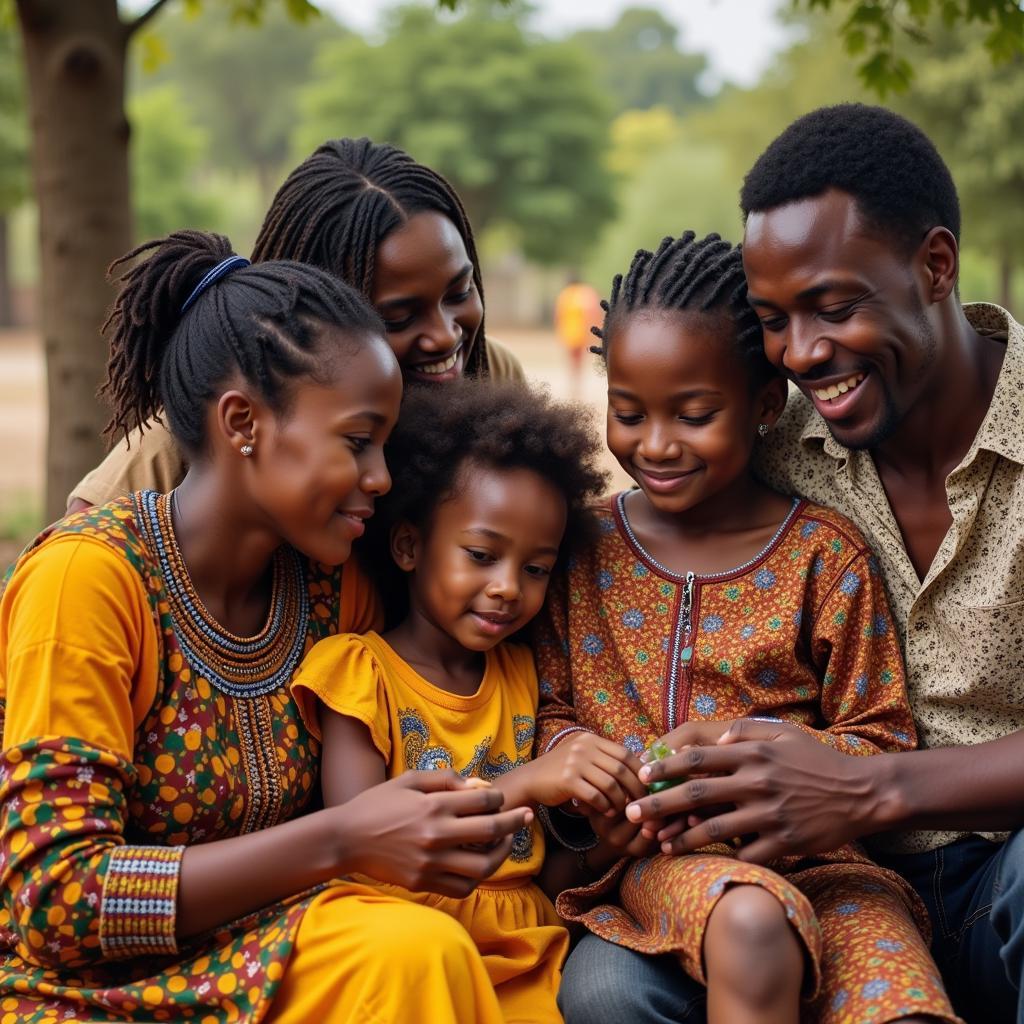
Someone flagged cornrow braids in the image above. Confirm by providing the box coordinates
[99,229,385,456]
[592,231,776,391]
[252,137,490,377]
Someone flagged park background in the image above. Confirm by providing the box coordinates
[1,0,1022,567]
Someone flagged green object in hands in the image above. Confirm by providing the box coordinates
[645,739,684,794]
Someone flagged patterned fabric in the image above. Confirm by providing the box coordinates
[536,495,916,758]
[290,632,568,1020]
[756,303,1024,853]
[0,498,378,1022]
[533,494,958,1021]
[557,852,958,1023]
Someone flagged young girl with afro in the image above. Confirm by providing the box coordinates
[291,380,648,1023]
[537,233,961,1024]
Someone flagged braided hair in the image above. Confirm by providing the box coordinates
[252,138,489,377]
[592,231,776,390]
[99,230,385,456]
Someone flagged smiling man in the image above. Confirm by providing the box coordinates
[590,105,1024,1024]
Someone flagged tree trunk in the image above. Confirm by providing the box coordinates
[0,214,12,327]
[16,0,132,521]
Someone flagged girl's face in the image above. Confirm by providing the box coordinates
[248,331,403,566]
[370,212,484,386]
[393,464,567,653]
[606,311,784,518]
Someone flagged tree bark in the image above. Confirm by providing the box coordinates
[0,214,12,327]
[16,0,132,521]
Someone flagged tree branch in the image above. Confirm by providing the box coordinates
[125,0,173,39]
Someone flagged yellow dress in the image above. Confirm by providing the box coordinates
[0,498,506,1024]
[293,632,569,1024]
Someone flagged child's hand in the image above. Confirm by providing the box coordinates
[586,807,661,862]
[526,732,647,815]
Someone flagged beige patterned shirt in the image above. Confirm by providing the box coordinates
[756,304,1023,853]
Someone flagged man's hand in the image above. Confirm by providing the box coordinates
[627,719,880,862]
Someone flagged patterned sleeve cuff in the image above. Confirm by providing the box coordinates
[542,725,594,754]
[99,844,184,958]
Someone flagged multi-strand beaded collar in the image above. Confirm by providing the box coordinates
[133,489,309,699]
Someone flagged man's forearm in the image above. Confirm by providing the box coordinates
[864,729,1024,835]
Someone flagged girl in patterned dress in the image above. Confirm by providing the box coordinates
[536,233,960,1024]
[0,230,537,1023]
[292,379,650,1023]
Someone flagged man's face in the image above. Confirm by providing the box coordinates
[743,189,938,451]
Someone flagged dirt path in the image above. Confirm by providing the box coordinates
[0,326,628,567]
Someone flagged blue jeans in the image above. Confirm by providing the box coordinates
[877,831,1024,1024]
[559,933,706,1024]
[558,833,1024,1024]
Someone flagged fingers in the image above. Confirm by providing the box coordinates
[716,717,789,745]
[401,768,479,794]
[657,807,760,854]
[425,784,508,816]
[414,836,518,897]
[638,741,761,787]
[440,807,533,846]
[627,771,742,822]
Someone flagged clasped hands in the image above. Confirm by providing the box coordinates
[533,717,870,866]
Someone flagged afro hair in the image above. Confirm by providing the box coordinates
[740,104,960,253]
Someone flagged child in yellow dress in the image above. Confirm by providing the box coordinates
[292,380,647,1024]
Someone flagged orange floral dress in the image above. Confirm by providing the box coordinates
[535,492,959,1024]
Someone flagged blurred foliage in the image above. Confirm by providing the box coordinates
[295,0,616,265]
[606,107,681,179]
[134,4,347,196]
[795,0,1024,95]
[569,8,709,115]
[0,21,26,214]
[130,85,223,240]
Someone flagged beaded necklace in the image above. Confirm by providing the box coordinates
[134,489,309,699]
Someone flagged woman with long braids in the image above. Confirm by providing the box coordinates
[0,230,531,1022]
[68,138,523,511]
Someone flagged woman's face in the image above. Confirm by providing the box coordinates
[370,212,484,385]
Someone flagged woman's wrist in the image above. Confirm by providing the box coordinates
[851,751,910,836]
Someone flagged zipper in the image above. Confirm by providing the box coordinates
[665,571,696,730]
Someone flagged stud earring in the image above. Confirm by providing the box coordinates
[757,423,769,438]
[240,444,254,457]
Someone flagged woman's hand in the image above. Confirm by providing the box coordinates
[515,733,647,816]
[338,770,533,898]
[585,807,660,868]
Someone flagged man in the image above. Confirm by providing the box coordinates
[559,105,1024,1024]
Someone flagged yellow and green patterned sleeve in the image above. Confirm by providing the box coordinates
[0,535,181,968]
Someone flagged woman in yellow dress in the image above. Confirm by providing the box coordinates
[0,230,532,1023]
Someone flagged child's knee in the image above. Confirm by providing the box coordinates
[704,885,803,998]
[708,885,797,953]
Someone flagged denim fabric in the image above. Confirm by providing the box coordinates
[558,933,707,1024]
[879,831,1024,1024]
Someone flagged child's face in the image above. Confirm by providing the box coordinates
[395,464,567,651]
[606,311,781,517]
[248,332,402,566]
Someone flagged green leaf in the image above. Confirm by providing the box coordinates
[138,29,170,73]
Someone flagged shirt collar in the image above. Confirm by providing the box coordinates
[799,303,1024,466]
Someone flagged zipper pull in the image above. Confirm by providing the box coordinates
[680,571,695,665]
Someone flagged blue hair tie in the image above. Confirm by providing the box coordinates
[180,255,251,314]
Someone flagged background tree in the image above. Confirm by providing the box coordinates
[0,21,28,327]
[136,3,346,199]
[130,84,222,239]
[570,8,708,116]
[296,1,616,265]
[795,0,1024,94]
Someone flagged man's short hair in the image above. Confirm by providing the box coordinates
[740,103,960,253]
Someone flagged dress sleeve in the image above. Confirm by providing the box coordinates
[532,573,599,852]
[66,421,186,509]
[807,546,917,756]
[0,536,180,969]
[338,553,384,635]
[290,634,391,760]
[534,571,592,754]
[482,337,525,383]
